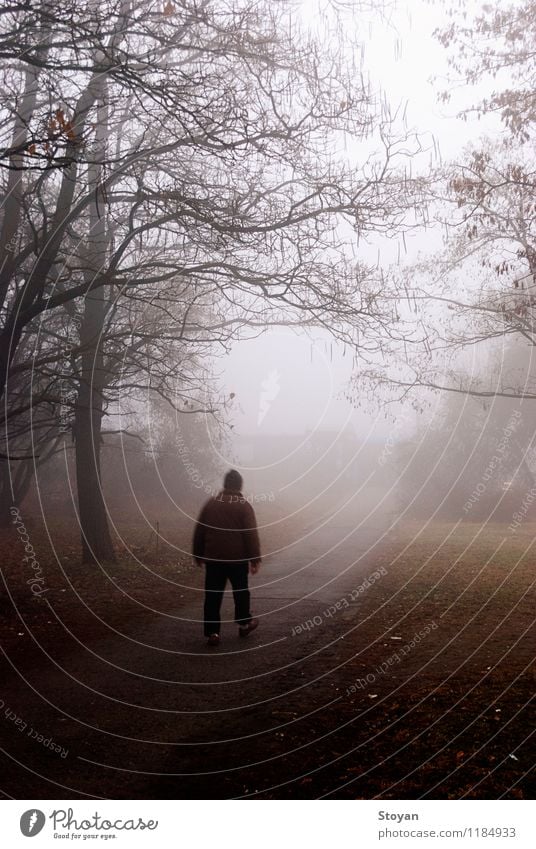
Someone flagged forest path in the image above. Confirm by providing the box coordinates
[0,488,405,799]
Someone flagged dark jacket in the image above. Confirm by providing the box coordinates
[192,489,261,563]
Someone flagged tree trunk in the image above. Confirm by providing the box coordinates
[74,339,116,564]
[74,244,116,563]
[0,464,14,527]
[0,456,37,528]
[73,87,115,565]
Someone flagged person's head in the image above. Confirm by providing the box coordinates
[223,469,243,492]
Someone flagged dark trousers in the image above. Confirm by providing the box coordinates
[204,561,251,636]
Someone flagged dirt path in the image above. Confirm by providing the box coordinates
[0,492,534,799]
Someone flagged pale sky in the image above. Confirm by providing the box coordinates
[222,328,364,436]
[222,0,501,440]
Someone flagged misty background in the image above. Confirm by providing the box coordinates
[3,0,536,554]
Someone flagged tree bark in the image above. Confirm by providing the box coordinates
[74,280,116,563]
[73,87,116,565]
[74,329,116,564]
[0,464,14,527]
[0,456,36,527]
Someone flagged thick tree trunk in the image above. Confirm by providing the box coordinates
[74,260,115,563]
[0,465,14,528]
[74,279,115,563]
[73,88,115,565]
[74,356,116,564]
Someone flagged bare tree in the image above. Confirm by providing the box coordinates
[435,0,536,140]
[1,0,421,561]
[352,0,536,412]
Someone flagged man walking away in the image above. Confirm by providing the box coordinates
[193,470,262,646]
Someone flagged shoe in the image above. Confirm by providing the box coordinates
[238,618,259,638]
[207,633,220,646]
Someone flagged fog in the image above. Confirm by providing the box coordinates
[3,0,536,806]
[214,0,507,487]
[9,0,533,536]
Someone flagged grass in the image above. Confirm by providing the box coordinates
[0,514,534,798]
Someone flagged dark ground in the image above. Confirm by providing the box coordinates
[0,491,534,799]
